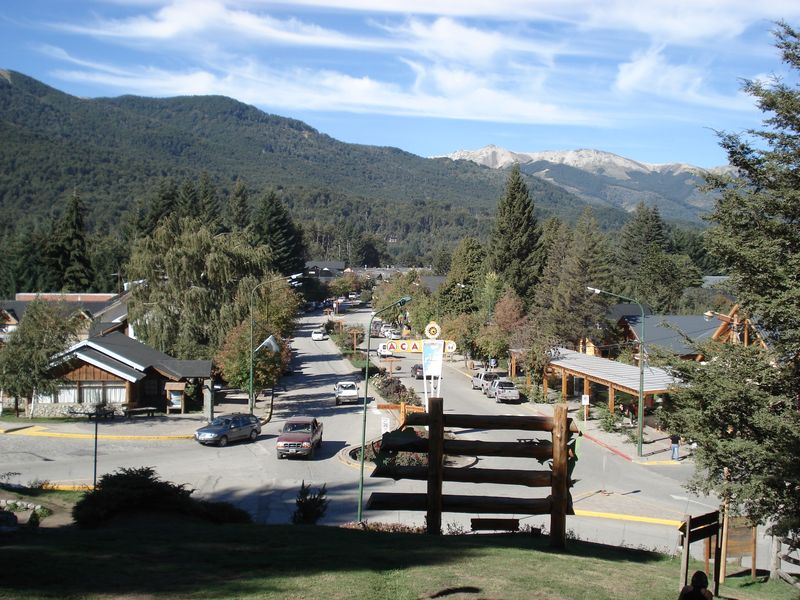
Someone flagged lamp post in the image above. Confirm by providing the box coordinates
[249,273,302,414]
[357,294,412,523]
[587,286,646,457]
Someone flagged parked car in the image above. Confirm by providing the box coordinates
[492,380,521,403]
[276,416,323,459]
[380,323,394,336]
[387,329,402,340]
[410,364,437,379]
[471,371,499,393]
[311,329,326,341]
[194,413,261,447]
[377,343,392,358]
[333,381,360,405]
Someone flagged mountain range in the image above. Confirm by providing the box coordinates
[442,145,729,222]
[0,70,719,237]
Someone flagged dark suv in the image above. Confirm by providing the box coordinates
[194,413,261,447]
[411,364,424,379]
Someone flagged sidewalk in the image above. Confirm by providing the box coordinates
[0,392,273,441]
[444,356,689,465]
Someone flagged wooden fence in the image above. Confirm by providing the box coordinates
[367,397,577,548]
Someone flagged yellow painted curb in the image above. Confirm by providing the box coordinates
[635,460,681,466]
[7,426,192,441]
[574,509,682,527]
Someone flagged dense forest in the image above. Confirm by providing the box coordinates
[0,69,719,298]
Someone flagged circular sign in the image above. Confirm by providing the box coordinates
[445,340,457,353]
[424,321,441,339]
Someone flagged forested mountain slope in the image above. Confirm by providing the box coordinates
[0,70,622,233]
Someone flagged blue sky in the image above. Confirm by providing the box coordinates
[3,1,798,168]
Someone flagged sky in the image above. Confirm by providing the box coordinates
[3,1,799,168]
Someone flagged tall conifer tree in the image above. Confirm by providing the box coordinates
[487,165,541,304]
[252,191,306,275]
[59,191,94,292]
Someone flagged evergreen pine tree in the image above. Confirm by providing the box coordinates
[615,202,671,295]
[142,178,178,236]
[226,179,251,232]
[437,237,485,316]
[197,171,221,227]
[487,165,541,304]
[176,179,198,219]
[60,191,95,292]
[252,191,306,275]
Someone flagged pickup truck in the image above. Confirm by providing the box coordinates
[471,371,499,394]
[490,380,521,403]
[276,415,323,459]
[333,381,360,405]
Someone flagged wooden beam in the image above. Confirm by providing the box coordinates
[427,397,444,535]
[561,369,568,402]
[442,413,579,433]
[471,518,519,532]
[444,439,553,459]
[372,464,553,487]
[368,492,552,515]
[550,403,567,549]
[608,386,615,412]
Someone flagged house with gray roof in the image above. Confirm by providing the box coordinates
[620,314,721,360]
[33,332,212,417]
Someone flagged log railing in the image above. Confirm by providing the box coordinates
[367,397,577,548]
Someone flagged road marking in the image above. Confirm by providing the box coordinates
[573,509,682,527]
[670,495,718,509]
[7,426,192,441]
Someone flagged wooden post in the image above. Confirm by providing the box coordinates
[561,370,568,402]
[751,525,757,579]
[680,514,692,591]
[550,403,568,549]
[542,373,548,397]
[608,386,616,412]
[713,531,722,597]
[400,401,406,425]
[720,503,730,583]
[427,397,444,535]
[583,378,591,421]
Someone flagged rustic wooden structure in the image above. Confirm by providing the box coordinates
[376,401,425,424]
[678,510,721,596]
[720,516,758,581]
[367,397,577,548]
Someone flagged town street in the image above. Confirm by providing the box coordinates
[0,306,760,563]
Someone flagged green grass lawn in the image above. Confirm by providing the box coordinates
[1,518,796,600]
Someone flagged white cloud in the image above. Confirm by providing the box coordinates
[615,45,752,110]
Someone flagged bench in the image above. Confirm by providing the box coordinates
[122,406,157,418]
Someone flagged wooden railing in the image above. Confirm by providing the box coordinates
[367,397,577,548]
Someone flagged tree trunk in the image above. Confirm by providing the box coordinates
[770,534,782,580]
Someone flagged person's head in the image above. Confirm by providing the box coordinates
[690,571,708,590]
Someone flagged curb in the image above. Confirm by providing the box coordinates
[581,432,634,462]
[0,424,36,434]
[4,426,193,441]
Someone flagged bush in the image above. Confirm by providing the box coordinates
[595,405,621,433]
[72,467,252,528]
[291,481,328,524]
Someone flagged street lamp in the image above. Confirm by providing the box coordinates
[357,294,412,523]
[587,286,646,457]
[249,273,303,414]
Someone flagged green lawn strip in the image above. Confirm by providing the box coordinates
[0,520,794,600]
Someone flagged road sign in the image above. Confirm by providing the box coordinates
[384,339,456,353]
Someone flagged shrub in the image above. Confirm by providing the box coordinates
[291,481,328,524]
[341,521,424,534]
[72,466,251,528]
[595,405,621,433]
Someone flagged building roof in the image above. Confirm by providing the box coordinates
[420,275,446,294]
[61,332,212,381]
[305,260,345,272]
[606,303,653,322]
[622,315,720,356]
[549,348,677,395]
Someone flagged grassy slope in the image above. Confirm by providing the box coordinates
[0,518,796,600]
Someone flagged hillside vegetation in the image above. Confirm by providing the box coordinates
[0,70,619,235]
